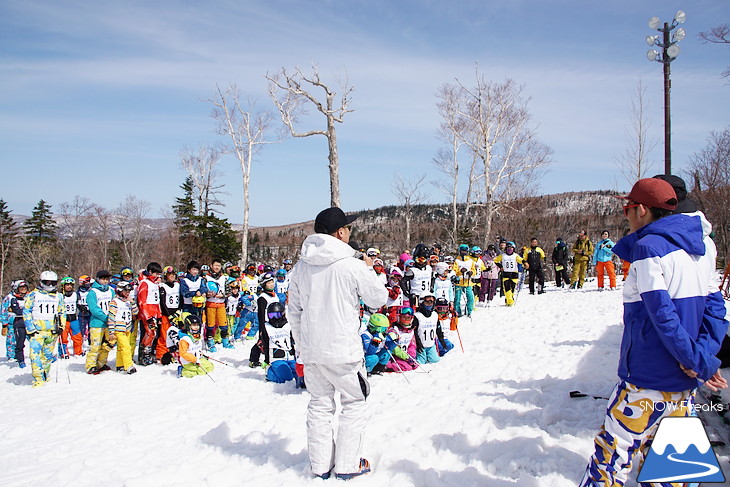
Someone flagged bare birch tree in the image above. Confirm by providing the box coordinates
[437,73,552,241]
[113,195,152,272]
[614,80,658,187]
[266,65,354,207]
[180,145,226,218]
[208,84,279,265]
[57,196,96,277]
[699,23,730,81]
[392,173,428,250]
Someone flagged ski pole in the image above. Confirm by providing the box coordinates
[455,326,465,353]
[201,364,215,382]
[386,350,411,385]
[202,354,238,369]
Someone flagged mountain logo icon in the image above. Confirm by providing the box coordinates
[638,416,725,483]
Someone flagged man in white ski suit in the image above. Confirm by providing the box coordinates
[288,207,388,478]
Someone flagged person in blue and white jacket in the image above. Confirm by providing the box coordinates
[580,178,729,487]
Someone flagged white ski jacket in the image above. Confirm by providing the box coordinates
[288,233,388,364]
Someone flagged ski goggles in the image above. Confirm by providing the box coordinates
[267,311,284,320]
[421,298,435,305]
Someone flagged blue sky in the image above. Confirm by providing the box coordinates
[1,1,728,226]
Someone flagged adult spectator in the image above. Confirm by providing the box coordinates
[570,230,594,289]
[592,230,616,291]
[523,238,546,294]
[580,178,728,485]
[551,238,571,288]
[288,207,388,480]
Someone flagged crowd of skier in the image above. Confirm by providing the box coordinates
[0,231,621,388]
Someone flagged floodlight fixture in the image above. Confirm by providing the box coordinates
[667,44,680,58]
[673,28,686,42]
[646,35,659,46]
[647,50,659,61]
[649,16,661,30]
[674,11,686,25]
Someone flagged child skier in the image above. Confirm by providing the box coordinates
[205,259,231,350]
[226,280,242,343]
[481,245,500,304]
[432,262,455,307]
[85,270,114,374]
[107,281,139,374]
[177,314,214,378]
[2,280,28,365]
[413,292,445,364]
[262,302,297,383]
[385,307,419,372]
[76,274,92,352]
[453,244,477,317]
[434,297,457,355]
[158,266,181,361]
[180,261,204,317]
[361,313,411,375]
[249,272,279,368]
[274,269,289,302]
[494,241,524,307]
[58,276,82,358]
[385,266,404,323]
[137,262,162,366]
[23,271,66,387]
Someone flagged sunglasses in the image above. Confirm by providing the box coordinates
[623,204,640,216]
[344,224,352,231]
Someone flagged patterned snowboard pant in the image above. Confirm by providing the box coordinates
[579,380,693,487]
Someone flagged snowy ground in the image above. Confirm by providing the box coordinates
[1,278,728,487]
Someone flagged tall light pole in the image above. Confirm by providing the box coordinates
[646,10,686,176]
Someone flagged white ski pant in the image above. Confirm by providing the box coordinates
[305,361,370,476]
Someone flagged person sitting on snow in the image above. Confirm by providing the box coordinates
[413,292,446,364]
[361,313,411,376]
[177,314,214,378]
[385,307,419,372]
[262,301,297,384]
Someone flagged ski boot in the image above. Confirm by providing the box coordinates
[222,337,234,349]
[295,376,306,389]
[249,361,261,368]
[207,338,217,353]
[177,365,183,378]
[18,362,26,369]
[126,367,137,375]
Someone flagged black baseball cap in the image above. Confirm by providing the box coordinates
[314,207,358,234]
[653,174,698,214]
[96,270,112,279]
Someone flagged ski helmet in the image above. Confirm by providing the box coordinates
[257,264,265,273]
[246,263,256,273]
[116,281,133,296]
[223,261,233,270]
[60,276,75,286]
[434,262,449,276]
[404,259,415,268]
[229,279,240,289]
[79,275,91,286]
[205,281,220,294]
[11,280,28,294]
[419,291,436,312]
[443,255,455,264]
[388,266,403,278]
[276,269,287,278]
[372,258,384,269]
[200,264,210,272]
[266,301,287,328]
[435,298,450,315]
[120,267,134,278]
[259,272,276,287]
[471,246,482,256]
[366,248,380,257]
[367,313,390,334]
[282,258,293,266]
[39,270,58,292]
[458,244,469,253]
[398,306,415,328]
[163,266,176,275]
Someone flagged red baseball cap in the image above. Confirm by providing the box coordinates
[615,178,678,211]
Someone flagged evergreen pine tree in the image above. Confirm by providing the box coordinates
[173,176,197,237]
[198,212,240,263]
[23,199,57,243]
[0,199,20,291]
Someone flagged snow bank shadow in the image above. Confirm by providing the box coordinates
[201,422,308,473]
[390,457,542,486]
